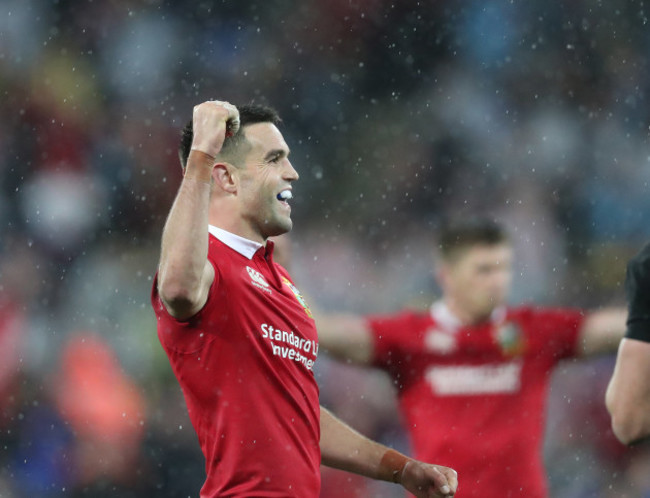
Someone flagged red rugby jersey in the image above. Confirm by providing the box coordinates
[367,302,584,498]
[151,226,320,498]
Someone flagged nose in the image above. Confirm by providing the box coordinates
[284,160,299,181]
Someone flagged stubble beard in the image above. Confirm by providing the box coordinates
[260,208,293,238]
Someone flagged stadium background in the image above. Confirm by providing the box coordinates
[2,0,650,496]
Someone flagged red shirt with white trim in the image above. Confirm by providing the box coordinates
[151,226,320,498]
[367,302,585,498]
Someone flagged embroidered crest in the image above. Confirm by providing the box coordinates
[495,322,526,357]
[281,276,313,318]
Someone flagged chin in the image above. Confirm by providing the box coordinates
[478,303,499,318]
[279,216,293,233]
[266,220,293,238]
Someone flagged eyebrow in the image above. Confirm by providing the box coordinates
[264,148,290,161]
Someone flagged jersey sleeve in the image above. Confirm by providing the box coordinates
[365,311,421,370]
[150,258,222,354]
[526,307,585,361]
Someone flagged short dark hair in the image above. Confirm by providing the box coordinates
[438,218,510,261]
[178,103,282,169]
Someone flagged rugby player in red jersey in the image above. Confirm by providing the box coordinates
[316,218,627,498]
[151,100,458,498]
[607,243,650,445]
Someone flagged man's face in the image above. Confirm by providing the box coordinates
[236,122,298,240]
[441,243,513,321]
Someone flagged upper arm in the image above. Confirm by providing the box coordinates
[315,312,374,365]
[577,307,627,357]
[159,260,216,320]
[606,338,650,444]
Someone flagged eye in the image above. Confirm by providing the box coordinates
[270,155,281,163]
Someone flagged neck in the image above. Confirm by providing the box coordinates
[208,201,266,245]
[443,298,491,326]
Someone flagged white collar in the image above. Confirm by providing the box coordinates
[208,225,263,260]
[430,300,506,331]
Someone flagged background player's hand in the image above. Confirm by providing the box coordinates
[191,100,240,159]
[400,460,458,497]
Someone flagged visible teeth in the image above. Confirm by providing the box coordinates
[277,190,293,201]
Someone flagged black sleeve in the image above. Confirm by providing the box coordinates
[625,243,650,343]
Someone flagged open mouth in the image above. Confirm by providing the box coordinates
[276,189,293,205]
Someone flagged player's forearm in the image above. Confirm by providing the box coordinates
[158,151,213,306]
[319,406,405,481]
[319,406,457,496]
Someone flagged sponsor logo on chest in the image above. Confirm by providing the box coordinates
[260,323,318,371]
[425,361,523,395]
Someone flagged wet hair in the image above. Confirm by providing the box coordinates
[178,103,282,169]
[438,218,510,262]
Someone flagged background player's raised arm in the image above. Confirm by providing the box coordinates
[576,308,628,356]
[315,312,374,365]
[606,243,650,445]
[315,253,628,366]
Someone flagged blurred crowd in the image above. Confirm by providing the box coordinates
[2,0,650,496]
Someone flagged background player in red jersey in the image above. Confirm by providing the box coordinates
[151,100,458,498]
[315,218,627,498]
[607,243,650,445]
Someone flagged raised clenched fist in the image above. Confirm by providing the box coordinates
[190,100,240,159]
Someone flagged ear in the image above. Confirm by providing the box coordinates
[212,162,238,194]
[436,262,450,289]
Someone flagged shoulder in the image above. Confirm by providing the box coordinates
[208,234,228,258]
[274,263,293,282]
[506,304,583,322]
[505,305,535,322]
[506,305,585,353]
[206,235,241,280]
